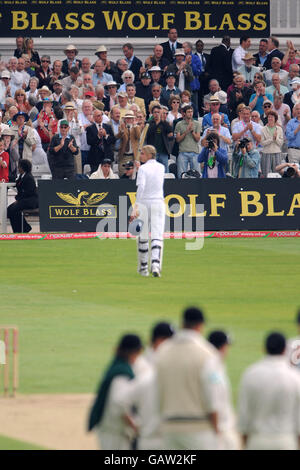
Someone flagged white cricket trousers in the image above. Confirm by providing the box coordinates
[137,199,165,273]
[246,433,298,450]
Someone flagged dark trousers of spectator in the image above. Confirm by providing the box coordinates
[81,150,89,172]
[51,166,76,179]
[7,198,38,233]
[42,142,50,153]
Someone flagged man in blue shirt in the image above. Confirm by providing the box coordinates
[249,81,273,116]
[202,96,230,130]
[92,60,113,87]
[285,103,300,163]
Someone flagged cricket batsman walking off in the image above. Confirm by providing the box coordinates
[130,145,165,278]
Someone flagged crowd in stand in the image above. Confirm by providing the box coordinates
[88,307,300,451]
[1,31,300,183]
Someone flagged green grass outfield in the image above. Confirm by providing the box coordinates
[0,238,299,400]
[0,434,47,450]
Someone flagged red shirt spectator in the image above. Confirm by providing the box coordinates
[0,140,9,182]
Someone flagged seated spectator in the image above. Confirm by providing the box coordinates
[0,71,11,109]
[264,58,288,87]
[202,95,230,130]
[7,159,38,233]
[136,110,146,129]
[264,36,284,70]
[47,119,79,179]
[94,85,109,113]
[261,100,278,126]
[238,53,260,85]
[90,158,118,179]
[36,85,52,109]
[92,60,113,87]
[23,37,40,70]
[10,58,28,97]
[201,113,232,152]
[198,132,228,178]
[175,105,201,178]
[6,105,18,126]
[282,41,300,72]
[232,138,260,178]
[62,45,81,75]
[120,160,136,179]
[253,72,265,88]
[275,161,300,177]
[114,58,129,84]
[260,110,283,176]
[266,74,289,98]
[149,44,170,70]
[22,54,36,78]
[180,90,198,118]
[26,76,39,100]
[122,43,142,81]
[117,110,141,176]
[284,77,300,113]
[50,79,63,103]
[86,109,115,172]
[166,94,182,125]
[126,83,146,116]
[80,73,94,97]
[118,70,135,93]
[0,136,9,182]
[94,46,118,78]
[145,105,173,172]
[70,85,83,113]
[61,66,80,91]
[148,66,165,87]
[14,89,30,113]
[81,57,92,75]
[35,55,51,88]
[232,106,262,147]
[285,103,300,164]
[49,60,65,91]
[228,74,252,121]
[0,110,9,134]
[249,81,273,116]
[161,72,181,107]
[287,64,300,91]
[148,83,163,111]
[105,81,119,111]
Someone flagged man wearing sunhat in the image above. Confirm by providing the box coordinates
[202,95,230,130]
[94,45,118,77]
[11,111,36,161]
[148,66,165,87]
[116,91,130,119]
[166,48,194,92]
[105,81,119,111]
[118,110,141,176]
[48,119,78,179]
[62,45,81,75]
[237,53,260,85]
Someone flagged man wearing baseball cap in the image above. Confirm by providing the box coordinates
[135,72,152,105]
[120,160,135,179]
[160,72,181,107]
[48,119,79,179]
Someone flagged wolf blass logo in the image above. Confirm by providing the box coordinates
[50,191,117,219]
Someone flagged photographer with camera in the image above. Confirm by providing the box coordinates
[232,137,260,178]
[232,106,262,147]
[275,162,300,178]
[198,132,228,178]
[201,113,232,153]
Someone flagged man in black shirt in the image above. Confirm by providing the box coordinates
[145,105,173,172]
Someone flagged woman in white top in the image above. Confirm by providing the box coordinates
[167,94,182,125]
[26,77,39,100]
[260,110,284,177]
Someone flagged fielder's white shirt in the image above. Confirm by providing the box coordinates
[238,356,300,436]
[136,159,164,202]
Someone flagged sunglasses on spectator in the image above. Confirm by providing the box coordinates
[263,104,271,108]
[108,86,116,88]
[42,60,50,63]
[172,100,180,103]
[60,125,69,128]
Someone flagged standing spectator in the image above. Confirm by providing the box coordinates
[282,42,300,72]
[35,55,51,89]
[0,71,11,108]
[284,77,300,113]
[208,331,240,450]
[148,83,163,111]
[63,102,83,174]
[175,105,201,178]
[105,81,119,111]
[251,110,263,127]
[232,106,262,147]
[116,91,130,119]
[108,106,122,160]
[160,28,182,63]
[249,81,273,116]
[273,94,291,141]
[14,36,24,59]
[117,110,141,176]
[182,41,202,109]
[198,132,228,178]
[10,111,36,161]
[253,39,269,67]
[88,334,143,450]
[12,58,30,94]
[48,60,65,91]
[232,36,251,72]
[61,66,80,91]
[78,99,94,170]
[135,72,152,105]
[62,45,81,75]
[50,80,63,104]
[228,74,252,121]
[1,128,18,181]
[14,89,30,114]
[232,138,260,178]
[180,90,198,118]
[160,72,181,107]
[0,136,9,182]
[166,49,194,93]
[92,60,113,87]
[122,43,142,81]
[166,94,182,126]
[195,39,210,94]
[146,105,173,172]
[203,79,222,111]
[263,36,284,70]
[260,110,283,176]
[150,44,170,70]
[155,307,219,450]
[201,114,232,153]
[7,159,38,233]
[238,54,260,85]
[94,46,118,78]
[203,95,230,130]
[285,103,300,163]
[126,83,146,116]
[35,98,55,152]
[0,110,9,134]
[86,109,115,172]
[264,58,289,87]
[209,36,233,91]
[231,102,246,132]
[238,333,300,450]
[23,37,40,70]
[47,119,78,179]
